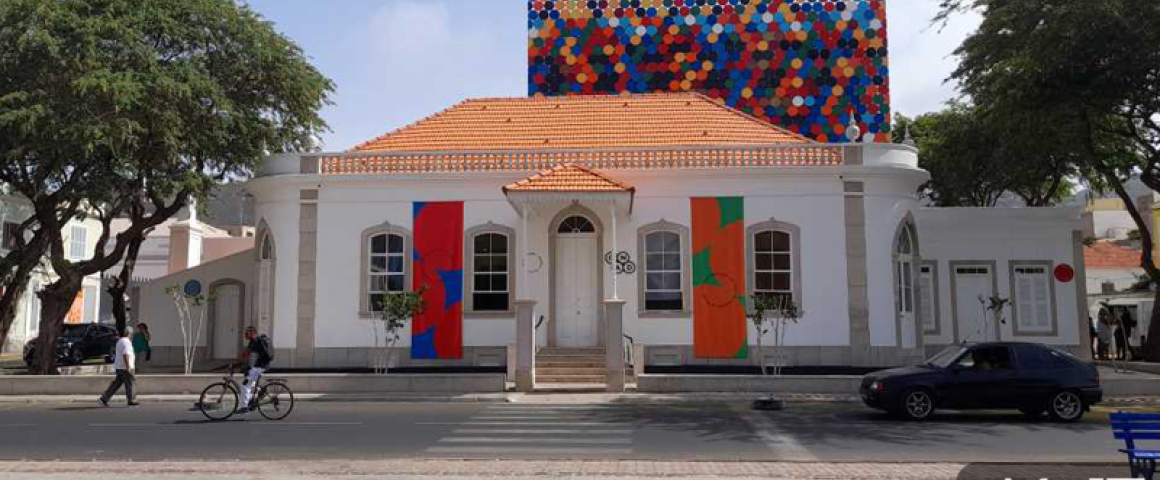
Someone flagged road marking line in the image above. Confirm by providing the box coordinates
[472,416,575,420]
[452,429,632,435]
[452,421,618,426]
[737,409,817,461]
[88,422,362,427]
[426,446,632,454]
[439,436,632,444]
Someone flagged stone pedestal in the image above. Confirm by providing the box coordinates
[604,299,626,392]
[515,300,537,393]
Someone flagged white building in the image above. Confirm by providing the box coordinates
[135,94,1092,380]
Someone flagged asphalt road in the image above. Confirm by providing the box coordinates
[0,400,1136,462]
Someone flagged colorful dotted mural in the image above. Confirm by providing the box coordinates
[528,0,891,143]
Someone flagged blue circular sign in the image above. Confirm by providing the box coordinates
[183,280,202,297]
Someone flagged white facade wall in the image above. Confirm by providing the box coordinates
[917,208,1084,352]
[1086,266,1144,294]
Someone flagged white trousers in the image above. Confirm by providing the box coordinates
[240,366,264,408]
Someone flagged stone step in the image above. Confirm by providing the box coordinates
[537,366,605,376]
[535,355,606,363]
[536,374,607,384]
[535,361,603,368]
[538,348,606,356]
[533,383,608,393]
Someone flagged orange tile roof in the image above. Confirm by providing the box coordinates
[1085,241,1143,269]
[503,164,633,193]
[352,92,814,152]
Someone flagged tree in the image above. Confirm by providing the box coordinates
[748,294,802,376]
[894,103,1074,207]
[939,0,1160,359]
[369,289,425,374]
[0,0,333,373]
[166,284,210,375]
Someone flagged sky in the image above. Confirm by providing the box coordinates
[245,0,982,152]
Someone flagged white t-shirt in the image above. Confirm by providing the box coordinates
[114,337,135,371]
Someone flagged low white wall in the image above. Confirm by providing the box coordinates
[137,250,255,348]
[637,374,863,393]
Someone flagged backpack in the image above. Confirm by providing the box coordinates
[253,334,274,366]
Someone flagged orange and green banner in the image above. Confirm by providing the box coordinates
[691,197,748,359]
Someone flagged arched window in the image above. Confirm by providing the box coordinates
[260,234,273,260]
[359,223,412,315]
[894,225,915,316]
[558,215,596,234]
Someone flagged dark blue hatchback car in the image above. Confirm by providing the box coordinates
[860,342,1102,422]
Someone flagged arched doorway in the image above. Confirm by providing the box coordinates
[893,221,920,349]
[550,207,604,347]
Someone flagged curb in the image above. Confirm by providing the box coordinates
[0,394,514,404]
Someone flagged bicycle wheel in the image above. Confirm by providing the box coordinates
[257,382,294,421]
[198,382,239,421]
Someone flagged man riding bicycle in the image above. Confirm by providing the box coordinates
[236,326,273,414]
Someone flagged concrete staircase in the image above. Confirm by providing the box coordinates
[536,347,607,385]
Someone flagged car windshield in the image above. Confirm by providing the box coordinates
[925,346,966,368]
[59,326,89,338]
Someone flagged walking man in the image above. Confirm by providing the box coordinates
[100,327,138,407]
[237,326,273,414]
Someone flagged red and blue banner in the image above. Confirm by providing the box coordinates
[411,201,464,360]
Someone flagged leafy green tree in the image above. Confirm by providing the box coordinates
[894,103,1073,207]
[940,0,1160,359]
[0,0,333,372]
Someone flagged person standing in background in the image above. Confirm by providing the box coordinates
[132,323,152,363]
[1097,310,1113,360]
[100,327,138,407]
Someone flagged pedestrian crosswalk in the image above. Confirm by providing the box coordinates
[425,404,635,456]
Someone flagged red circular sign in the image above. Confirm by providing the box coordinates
[1054,264,1075,283]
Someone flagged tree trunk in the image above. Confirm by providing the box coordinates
[0,233,50,350]
[108,233,146,332]
[32,275,84,374]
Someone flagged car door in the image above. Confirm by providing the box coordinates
[88,326,116,358]
[1011,344,1061,404]
[940,345,1017,409]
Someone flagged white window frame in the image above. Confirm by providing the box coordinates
[637,220,691,316]
[1009,261,1058,336]
[746,219,802,308]
[69,225,87,260]
[359,222,412,317]
[919,261,940,335]
[465,222,516,315]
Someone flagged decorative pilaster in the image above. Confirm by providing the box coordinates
[604,299,626,392]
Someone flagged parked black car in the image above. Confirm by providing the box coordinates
[860,342,1102,422]
[23,323,119,368]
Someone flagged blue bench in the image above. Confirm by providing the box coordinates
[1111,412,1160,480]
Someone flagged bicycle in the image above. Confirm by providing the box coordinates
[197,364,294,421]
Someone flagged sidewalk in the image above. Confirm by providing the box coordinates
[0,460,1136,479]
[1,391,1158,405]
[0,460,969,479]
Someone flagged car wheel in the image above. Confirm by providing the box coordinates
[1018,406,1044,419]
[69,348,84,366]
[1047,391,1084,423]
[899,389,936,421]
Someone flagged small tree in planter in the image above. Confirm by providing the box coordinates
[973,294,1010,342]
[749,294,804,411]
[369,288,425,374]
[166,285,212,375]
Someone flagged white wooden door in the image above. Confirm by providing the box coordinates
[953,265,994,342]
[213,284,242,359]
[555,235,598,347]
